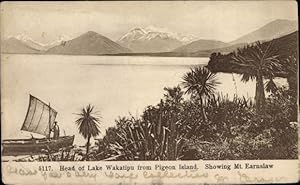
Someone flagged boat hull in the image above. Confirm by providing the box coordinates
[2,135,75,156]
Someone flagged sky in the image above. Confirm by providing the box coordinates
[1,1,298,44]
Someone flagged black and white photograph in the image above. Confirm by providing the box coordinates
[1,0,298,165]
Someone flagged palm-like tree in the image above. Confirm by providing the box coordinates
[231,41,282,111]
[75,104,101,160]
[182,66,219,120]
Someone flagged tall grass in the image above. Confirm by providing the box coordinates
[96,87,297,160]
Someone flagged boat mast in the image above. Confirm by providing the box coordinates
[48,102,51,140]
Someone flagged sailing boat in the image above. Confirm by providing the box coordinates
[2,95,75,156]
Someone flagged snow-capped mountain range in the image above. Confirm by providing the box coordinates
[3,26,197,53]
[119,26,198,43]
[2,20,297,55]
[6,34,72,51]
[117,26,198,53]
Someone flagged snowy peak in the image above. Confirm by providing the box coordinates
[13,34,46,51]
[119,28,147,42]
[131,27,147,34]
[118,26,198,52]
[5,34,72,51]
[143,26,198,42]
[119,26,198,43]
[143,31,170,40]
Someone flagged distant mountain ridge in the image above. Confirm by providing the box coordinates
[117,27,198,53]
[46,31,131,55]
[15,34,46,51]
[119,27,198,43]
[1,19,297,56]
[170,19,298,56]
[172,39,229,53]
[7,34,71,51]
[1,37,41,54]
[229,19,297,44]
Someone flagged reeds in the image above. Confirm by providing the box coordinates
[101,116,183,160]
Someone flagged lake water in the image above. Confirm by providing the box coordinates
[1,54,287,146]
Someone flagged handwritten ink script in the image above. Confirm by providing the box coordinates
[2,161,295,184]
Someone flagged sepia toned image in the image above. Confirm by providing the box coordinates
[0,1,298,184]
[1,0,298,161]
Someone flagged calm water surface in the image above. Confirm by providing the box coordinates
[1,54,287,145]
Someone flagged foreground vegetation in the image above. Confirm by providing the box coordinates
[14,80,297,162]
[93,85,297,160]
[24,33,297,162]
[32,82,296,162]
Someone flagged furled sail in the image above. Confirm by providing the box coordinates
[21,95,57,137]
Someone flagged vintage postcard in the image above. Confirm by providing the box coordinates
[1,1,298,184]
